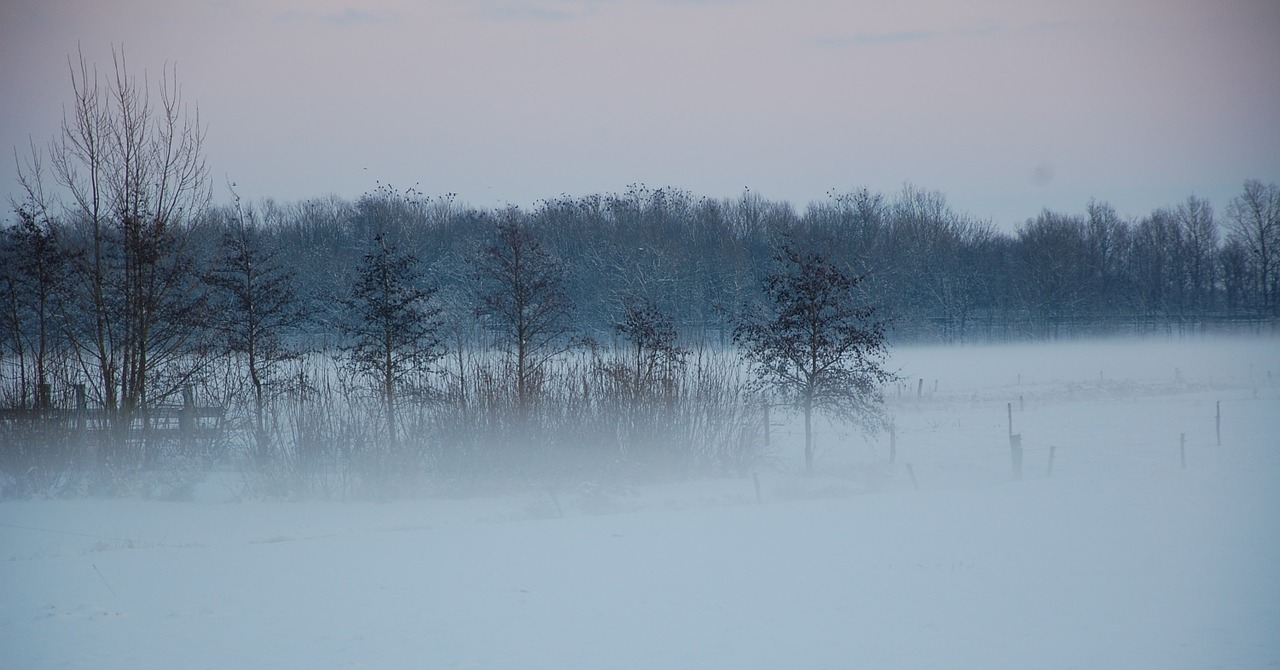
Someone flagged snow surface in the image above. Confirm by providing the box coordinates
[2,335,1278,669]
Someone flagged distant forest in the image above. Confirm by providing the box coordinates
[201,180,1278,344]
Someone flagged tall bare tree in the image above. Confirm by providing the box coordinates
[1016,211,1091,335]
[1083,200,1131,321]
[1226,180,1280,317]
[28,47,212,431]
[1175,195,1218,316]
[3,150,71,411]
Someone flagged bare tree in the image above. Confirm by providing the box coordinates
[1130,208,1188,325]
[735,243,892,473]
[1175,195,1218,317]
[339,231,443,450]
[3,154,71,410]
[1225,180,1280,317]
[27,47,212,432]
[1082,200,1131,322]
[1219,238,1251,316]
[473,208,574,418]
[1016,211,1091,335]
[615,295,687,397]
[205,192,304,462]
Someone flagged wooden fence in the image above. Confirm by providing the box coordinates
[0,385,225,441]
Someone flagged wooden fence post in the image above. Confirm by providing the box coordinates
[180,386,195,436]
[75,384,87,432]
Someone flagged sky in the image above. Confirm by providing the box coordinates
[1,0,1277,231]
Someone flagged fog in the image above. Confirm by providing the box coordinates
[2,335,1277,668]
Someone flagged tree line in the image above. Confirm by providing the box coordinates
[179,178,1274,344]
[1,50,1277,497]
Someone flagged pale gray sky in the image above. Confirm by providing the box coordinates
[2,0,1278,230]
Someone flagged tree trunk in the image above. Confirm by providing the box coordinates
[803,400,814,473]
[249,346,267,464]
[384,335,396,450]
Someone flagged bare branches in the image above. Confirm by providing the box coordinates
[734,242,892,472]
[17,47,214,424]
[339,225,444,449]
[1226,180,1280,317]
[473,209,575,416]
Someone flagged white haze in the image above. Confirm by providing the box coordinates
[1,334,1277,668]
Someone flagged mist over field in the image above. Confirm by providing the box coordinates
[2,13,1278,666]
[3,42,1277,501]
[2,335,1278,668]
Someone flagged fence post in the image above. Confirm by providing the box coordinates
[1007,402,1013,437]
[889,423,897,464]
[75,384,87,433]
[1010,433,1023,480]
[180,386,195,436]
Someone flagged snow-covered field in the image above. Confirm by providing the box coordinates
[3,335,1278,669]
